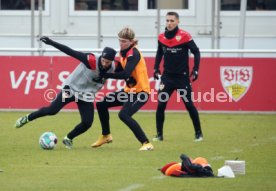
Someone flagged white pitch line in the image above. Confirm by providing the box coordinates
[249,143,259,147]
[118,184,144,191]
[210,156,225,161]
[151,175,167,179]
[229,148,243,153]
[9,164,99,169]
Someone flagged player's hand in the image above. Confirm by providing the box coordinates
[99,70,106,78]
[153,69,161,80]
[93,76,103,83]
[40,36,53,45]
[126,77,137,88]
[190,69,198,82]
[93,70,106,83]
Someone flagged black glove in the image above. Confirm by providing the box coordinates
[93,70,106,83]
[93,76,104,83]
[153,69,161,80]
[40,36,53,45]
[190,68,198,82]
[126,77,137,88]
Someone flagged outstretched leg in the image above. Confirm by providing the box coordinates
[15,92,73,128]
[118,92,154,151]
[119,92,149,144]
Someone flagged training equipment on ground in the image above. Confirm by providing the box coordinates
[217,165,235,178]
[39,132,58,150]
[160,154,214,177]
[225,160,245,175]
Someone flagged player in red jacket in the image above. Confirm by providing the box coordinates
[153,12,203,142]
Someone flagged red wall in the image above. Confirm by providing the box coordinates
[1,56,275,112]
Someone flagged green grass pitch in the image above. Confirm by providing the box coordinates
[0,111,275,191]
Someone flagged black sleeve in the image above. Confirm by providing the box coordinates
[103,48,140,79]
[114,61,124,72]
[154,41,163,70]
[187,40,200,71]
[50,40,91,69]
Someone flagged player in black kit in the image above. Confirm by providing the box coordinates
[153,12,203,142]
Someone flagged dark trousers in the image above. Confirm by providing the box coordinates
[28,91,94,140]
[156,74,202,136]
[96,90,149,144]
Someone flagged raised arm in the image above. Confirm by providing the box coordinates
[40,36,90,68]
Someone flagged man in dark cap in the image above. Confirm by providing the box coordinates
[102,47,117,61]
[14,36,117,149]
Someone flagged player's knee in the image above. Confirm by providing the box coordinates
[82,119,93,130]
[118,111,129,122]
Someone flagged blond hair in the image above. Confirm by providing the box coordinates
[118,27,138,45]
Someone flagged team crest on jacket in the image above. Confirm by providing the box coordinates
[175,35,182,41]
[220,66,253,102]
[159,83,165,91]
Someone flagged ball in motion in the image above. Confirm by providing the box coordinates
[39,132,58,150]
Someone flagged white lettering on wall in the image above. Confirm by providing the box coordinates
[10,70,49,94]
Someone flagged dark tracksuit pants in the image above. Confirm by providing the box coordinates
[96,90,149,144]
[28,91,94,140]
[156,74,202,136]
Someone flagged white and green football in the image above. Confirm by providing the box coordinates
[39,132,58,150]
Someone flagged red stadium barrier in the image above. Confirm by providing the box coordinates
[1,56,275,112]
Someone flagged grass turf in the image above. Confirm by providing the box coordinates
[0,112,275,191]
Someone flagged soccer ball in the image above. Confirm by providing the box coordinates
[39,132,58,150]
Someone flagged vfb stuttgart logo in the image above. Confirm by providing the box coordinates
[220,66,253,102]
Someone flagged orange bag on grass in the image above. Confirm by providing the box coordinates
[160,154,214,177]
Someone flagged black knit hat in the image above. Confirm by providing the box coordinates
[102,47,117,61]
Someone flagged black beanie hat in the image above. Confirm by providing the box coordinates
[102,47,117,61]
